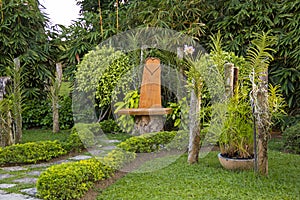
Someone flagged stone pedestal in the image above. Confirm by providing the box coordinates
[133,115,164,135]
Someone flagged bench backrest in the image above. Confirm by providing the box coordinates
[138,58,162,108]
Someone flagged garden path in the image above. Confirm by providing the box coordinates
[0,139,120,199]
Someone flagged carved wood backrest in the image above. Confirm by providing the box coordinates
[138,58,162,108]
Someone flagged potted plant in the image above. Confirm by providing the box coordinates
[217,86,255,170]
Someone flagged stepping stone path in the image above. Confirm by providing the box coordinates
[0,139,120,199]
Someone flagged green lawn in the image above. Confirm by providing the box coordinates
[97,151,300,200]
[22,129,71,143]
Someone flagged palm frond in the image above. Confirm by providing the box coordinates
[246,31,277,73]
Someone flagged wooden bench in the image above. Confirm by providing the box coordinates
[118,57,172,134]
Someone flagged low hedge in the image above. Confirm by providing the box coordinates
[37,130,186,200]
[0,141,67,165]
[117,131,188,153]
[37,149,135,200]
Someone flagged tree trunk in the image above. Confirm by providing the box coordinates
[13,58,22,143]
[188,88,201,164]
[52,63,62,133]
[256,70,270,176]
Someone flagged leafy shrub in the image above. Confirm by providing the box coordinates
[37,158,112,200]
[0,141,67,165]
[282,122,300,154]
[100,149,136,171]
[63,130,85,153]
[37,150,135,200]
[117,131,178,153]
[99,119,122,133]
[22,96,74,129]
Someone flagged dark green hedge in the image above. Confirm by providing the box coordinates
[283,122,300,154]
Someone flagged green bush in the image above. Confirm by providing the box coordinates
[99,119,122,133]
[0,141,67,165]
[37,158,112,200]
[101,149,136,171]
[283,122,300,154]
[117,131,179,153]
[22,96,74,129]
[37,150,135,200]
[63,127,86,152]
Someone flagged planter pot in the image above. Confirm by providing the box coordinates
[218,153,254,170]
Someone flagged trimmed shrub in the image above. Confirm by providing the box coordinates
[63,123,103,152]
[101,149,136,171]
[37,150,135,200]
[117,131,179,153]
[283,122,300,154]
[0,141,67,165]
[37,158,112,200]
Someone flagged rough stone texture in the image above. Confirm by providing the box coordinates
[28,163,52,168]
[26,171,42,176]
[0,184,16,189]
[105,140,120,144]
[13,178,38,184]
[134,115,164,135]
[52,160,70,165]
[68,155,92,161]
[0,193,41,200]
[101,146,116,151]
[21,188,38,196]
[1,166,27,172]
[0,174,14,179]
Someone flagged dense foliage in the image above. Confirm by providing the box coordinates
[68,0,300,116]
[0,141,67,165]
[282,122,300,154]
[22,96,73,130]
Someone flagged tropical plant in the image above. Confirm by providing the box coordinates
[0,0,52,98]
[114,90,139,133]
[75,46,132,122]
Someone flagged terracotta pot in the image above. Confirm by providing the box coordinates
[218,153,254,170]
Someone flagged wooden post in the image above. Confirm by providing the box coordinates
[256,70,270,175]
[224,63,234,98]
[13,58,22,143]
[188,85,201,164]
[52,63,63,133]
[0,77,14,147]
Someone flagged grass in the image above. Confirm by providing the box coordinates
[97,151,300,200]
[21,129,71,143]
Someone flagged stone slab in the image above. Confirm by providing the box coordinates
[21,188,38,196]
[0,193,41,200]
[101,146,116,150]
[68,155,92,161]
[0,184,16,189]
[0,174,14,179]
[13,178,38,184]
[1,166,27,172]
[28,163,52,168]
[27,171,42,176]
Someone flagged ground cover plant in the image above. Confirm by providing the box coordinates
[97,151,300,200]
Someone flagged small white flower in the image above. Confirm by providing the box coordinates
[184,45,195,55]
